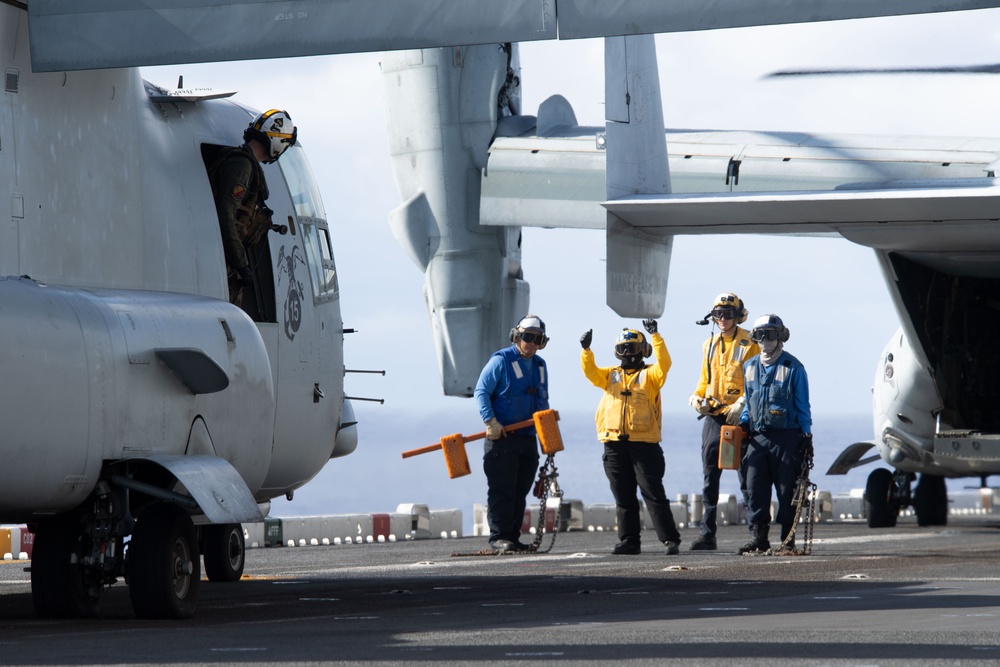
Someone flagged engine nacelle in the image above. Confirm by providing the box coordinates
[872,327,942,471]
[382,44,529,397]
[0,276,274,521]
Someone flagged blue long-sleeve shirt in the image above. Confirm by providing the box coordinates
[474,345,549,430]
[740,350,812,434]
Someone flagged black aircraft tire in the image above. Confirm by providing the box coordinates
[203,523,246,583]
[30,516,101,618]
[864,468,899,528]
[128,503,201,619]
[914,474,949,527]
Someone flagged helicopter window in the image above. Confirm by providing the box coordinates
[279,145,327,221]
[300,219,338,301]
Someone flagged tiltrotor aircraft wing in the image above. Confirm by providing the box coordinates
[27,0,997,71]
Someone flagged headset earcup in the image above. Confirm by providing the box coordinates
[737,299,748,324]
[781,328,790,343]
[509,328,517,343]
[644,342,652,358]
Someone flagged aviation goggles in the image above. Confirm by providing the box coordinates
[519,331,546,345]
[615,330,644,356]
[711,308,736,320]
[615,341,644,357]
[751,328,781,342]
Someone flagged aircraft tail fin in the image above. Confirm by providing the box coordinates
[604,35,671,318]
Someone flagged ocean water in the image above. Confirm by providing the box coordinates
[270,409,877,532]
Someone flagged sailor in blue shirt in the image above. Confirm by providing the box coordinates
[738,314,813,554]
[474,315,550,553]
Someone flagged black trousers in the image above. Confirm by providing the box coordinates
[483,433,539,544]
[699,414,747,538]
[602,440,681,545]
[744,428,803,537]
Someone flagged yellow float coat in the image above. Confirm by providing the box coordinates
[693,327,760,416]
[581,332,670,443]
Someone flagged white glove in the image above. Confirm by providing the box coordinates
[725,396,746,425]
[688,393,711,415]
[485,417,505,440]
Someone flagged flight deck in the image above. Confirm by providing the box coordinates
[2,517,1000,666]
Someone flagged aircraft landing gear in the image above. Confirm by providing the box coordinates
[864,468,948,528]
[30,513,104,618]
[202,523,246,582]
[30,483,128,619]
[913,473,948,526]
[28,474,222,619]
[864,468,902,528]
[127,503,201,619]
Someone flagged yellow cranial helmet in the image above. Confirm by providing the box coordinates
[614,328,652,359]
[711,292,748,324]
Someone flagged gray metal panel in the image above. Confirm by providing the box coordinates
[141,454,265,524]
[27,0,556,71]
[606,213,671,318]
[558,0,1000,38]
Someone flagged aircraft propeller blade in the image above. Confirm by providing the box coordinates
[765,63,1000,78]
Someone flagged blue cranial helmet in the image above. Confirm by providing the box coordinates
[750,314,789,343]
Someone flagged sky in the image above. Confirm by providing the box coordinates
[143,8,1000,451]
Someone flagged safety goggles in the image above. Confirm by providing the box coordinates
[615,341,643,356]
[750,328,781,342]
[712,308,736,320]
[520,331,546,345]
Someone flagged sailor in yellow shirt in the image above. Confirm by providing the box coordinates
[580,319,682,555]
[687,292,761,551]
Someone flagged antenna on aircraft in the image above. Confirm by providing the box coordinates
[177,75,183,88]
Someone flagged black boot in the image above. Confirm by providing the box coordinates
[738,523,770,554]
[689,534,717,551]
[776,525,796,552]
[612,539,641,555]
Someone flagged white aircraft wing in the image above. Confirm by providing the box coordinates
[555,0,1000,38]
[480,128,1000,232]
[27,0,998,71]
[27,0,555,71]
[603,178,1000,254]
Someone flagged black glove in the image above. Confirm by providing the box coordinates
[240,266,254,285]
[739,422,751,439]
[799,433,813,455]
[642,318,658,334]
[580,329,593,350]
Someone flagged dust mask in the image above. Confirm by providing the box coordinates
[760,339,782,365]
